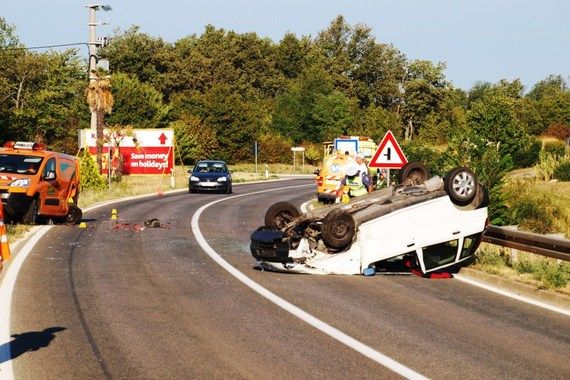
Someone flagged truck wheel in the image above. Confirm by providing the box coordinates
[22,198,40,225]
[321,209,355,250]
[65,204,83,225]
[444,167,477,206]
[264,202,300,229]
[399,162,429,185]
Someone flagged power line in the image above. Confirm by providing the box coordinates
[3,42,88,51]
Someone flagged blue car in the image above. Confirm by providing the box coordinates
[188,160,233,194]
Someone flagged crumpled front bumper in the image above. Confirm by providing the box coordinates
[250,227,290,262]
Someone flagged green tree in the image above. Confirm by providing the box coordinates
[315,15,406,109]
[100,26,168,84]
[275,33,312,79]
[524,75,570,135]
[353,105,401,142]
[468,92,532,168]
[107,72,167,129]
[313,90,355,140]
[0,38,87,152]
[171,115,219,165]
[272,64,335,143]
[401,60,450,140]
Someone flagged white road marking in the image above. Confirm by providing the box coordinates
[191,184,428,379]
[454,274,570,316]
[0,226,52,380]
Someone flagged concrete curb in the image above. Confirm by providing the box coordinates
[458,267,570,310]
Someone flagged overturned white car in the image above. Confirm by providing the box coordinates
[250,165,489,276]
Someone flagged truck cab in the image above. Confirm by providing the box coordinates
[0,141,82,224]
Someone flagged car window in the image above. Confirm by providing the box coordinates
[193,162,227,173]
[0,154,43,174]
[43,158,56,177]
[422,239,459,271]
[59,159,77,181]
[460,233,482,259]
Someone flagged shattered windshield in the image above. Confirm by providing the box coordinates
[0,154,43,175]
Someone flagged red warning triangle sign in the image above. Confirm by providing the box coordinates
[369,131,408,168]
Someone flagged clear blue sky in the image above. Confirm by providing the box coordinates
[3,0,569,91]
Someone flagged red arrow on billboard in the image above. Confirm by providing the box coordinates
[158,132,168,145]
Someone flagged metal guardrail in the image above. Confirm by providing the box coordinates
[482,225,570,261]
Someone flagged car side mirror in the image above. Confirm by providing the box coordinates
[44,170,56,181]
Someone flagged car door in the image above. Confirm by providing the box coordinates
[38,157,66,216]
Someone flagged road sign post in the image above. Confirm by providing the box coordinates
[369,131,408,187]
[291,147,305,173]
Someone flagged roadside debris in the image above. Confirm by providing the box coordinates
[143,218,162,228]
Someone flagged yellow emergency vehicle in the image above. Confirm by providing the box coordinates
[317,136,377,203]
[0,141,82,224]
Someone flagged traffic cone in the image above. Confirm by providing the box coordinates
[111,209,118,220]
[0,203,11,262]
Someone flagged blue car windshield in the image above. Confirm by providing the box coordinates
[0,154,43,174]
[193,162,227,173]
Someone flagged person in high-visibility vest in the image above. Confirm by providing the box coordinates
[355,152,374,193]
[342,165,368,197]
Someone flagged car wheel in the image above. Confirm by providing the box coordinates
[444,167,477,206]
[399,162,429,185]
[22,198,40,225]
[226,184,232,194]
[65,204,83,225]
[321,209,355,250]
[264,202,300,229]
[466,182,489,209]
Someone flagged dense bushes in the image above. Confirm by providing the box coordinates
[79,150,106,190]
[510,138,542,168]
[543,141,567,158]
[553,161,570,181]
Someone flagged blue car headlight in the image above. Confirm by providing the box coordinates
[190,176,200,182]
[217,176,227,182]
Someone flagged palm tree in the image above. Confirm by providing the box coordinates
[86,70,114,171]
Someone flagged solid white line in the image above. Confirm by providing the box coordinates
[0,226,52,380]
[191,184,428,379]
[0,180,299,379]
[454,274,570,316]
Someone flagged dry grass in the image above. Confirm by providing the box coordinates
[474,243,570,295]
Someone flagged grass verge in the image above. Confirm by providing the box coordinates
[474,243,570,295]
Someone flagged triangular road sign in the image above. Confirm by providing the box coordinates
[369,131,408,168]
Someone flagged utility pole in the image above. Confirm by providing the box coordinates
[87,4,99,131]
[86,4,110,131]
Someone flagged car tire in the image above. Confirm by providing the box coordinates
[65,204,83,225]
[321,209,355,250]
[264,202,300,229]
[444,167,478,206]
[467,182,489,209]
[22,197,40,225]
[399,162,429,185]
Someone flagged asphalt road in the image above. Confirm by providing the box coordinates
[5,178,570,379]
